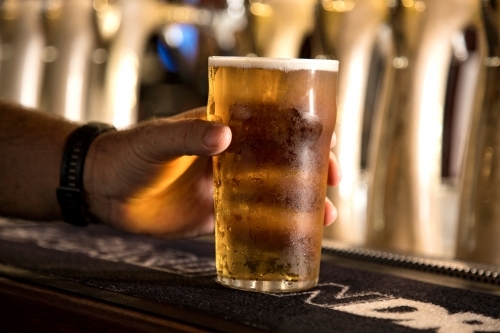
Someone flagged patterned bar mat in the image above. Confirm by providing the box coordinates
[322,239,500,287]
[0,217,499,333]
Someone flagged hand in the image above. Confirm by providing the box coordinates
[84,107,341,239]
[326,133,342,226]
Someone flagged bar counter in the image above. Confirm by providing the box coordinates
[0,217,499,332]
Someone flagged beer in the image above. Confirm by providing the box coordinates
[208,57,338,292]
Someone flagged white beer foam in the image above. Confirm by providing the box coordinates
[209,56,339,72]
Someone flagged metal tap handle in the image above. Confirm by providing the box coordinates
[0,0,45,108]
[365,0,478,258]
[318,0,387,246]
[456,0,500,265]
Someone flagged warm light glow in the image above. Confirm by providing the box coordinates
[414,1,426,12]
[417,49,445,251]
[402,0,414,8]
[93,0,108,12]
[386,0,397,8]
[45,0,63,20]
[250,3,272,17]
[65,39,86,121]
[482,147,494,177]
[97,5,121,41]
[125,155,198,224]
[334,1,346,11]
[485,56,500,67]
[112,53,138,128]
[392,56,408,69]
[91,48,108,64]
[338,53,364,200]
[322,0,355,12]
[172,7,189,22]
[1,0,19,21]
[41,46,59,63]
[20,39,42,108]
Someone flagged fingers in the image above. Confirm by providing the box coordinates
[327,151,342,186]
[326,132,340,226]
[164,118,232,156]
[324,197,337,226]
[126,117,232,161]
[330,132,336,148]
[328,131,341,186]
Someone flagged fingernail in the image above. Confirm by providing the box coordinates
[204,124,225,148]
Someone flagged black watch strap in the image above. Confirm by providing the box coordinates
[57,122,116,226]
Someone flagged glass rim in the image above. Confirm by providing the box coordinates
[208,56,339,72]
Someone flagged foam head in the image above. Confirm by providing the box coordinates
[208,56,339,72]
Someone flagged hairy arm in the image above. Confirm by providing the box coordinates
[0,101,78,220]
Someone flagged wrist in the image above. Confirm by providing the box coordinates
[57,122,116,226]
[82,129,113,224]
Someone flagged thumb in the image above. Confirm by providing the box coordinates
[129,118,232,159]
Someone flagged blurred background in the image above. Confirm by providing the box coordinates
[1,0,499,267]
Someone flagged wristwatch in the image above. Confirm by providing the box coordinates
[56,122,116,226]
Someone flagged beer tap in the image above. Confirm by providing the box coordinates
[246,0,317,58]
[0,0,45,108]
[40,0,98,122]
[455,0,500,265]
[317,0,387,246]
[365,0,477,258]
[89,0,246,129]
[88,0,164,128]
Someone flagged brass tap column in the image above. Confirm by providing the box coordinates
[247,0,317,58]
[41,0,98,122]
[365,0,477,258]
[456,0,500,265]
[0,0,45,108]
[318,0,387,246]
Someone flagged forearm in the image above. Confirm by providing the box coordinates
[0,101,78,220]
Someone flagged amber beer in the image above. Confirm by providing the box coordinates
[208,57,338,292]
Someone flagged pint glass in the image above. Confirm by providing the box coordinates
[208,56,338,292]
